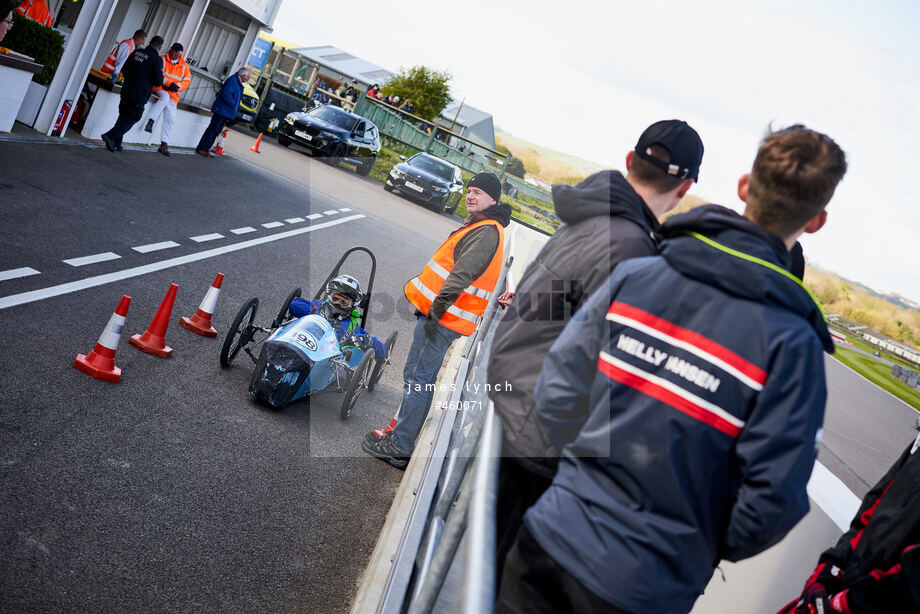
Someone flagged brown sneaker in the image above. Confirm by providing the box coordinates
[158,143,170,156]
[196,149,212,158]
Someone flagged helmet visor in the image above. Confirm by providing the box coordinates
[330,292,354,311]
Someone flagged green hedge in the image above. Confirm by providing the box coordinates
[2,13,65,84]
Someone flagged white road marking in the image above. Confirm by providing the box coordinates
[230,226,257,235]
[323,210,339,216]
[262,221,284,228]
[133,241,180,254]
[285,217,305,224]
[0,215,366,310]
[306,214,323,220]
[339,208,351,212]
[0,267,40,282]
[189,233,225,243]
[63,252,121,267]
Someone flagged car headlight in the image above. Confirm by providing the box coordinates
[284,114,296,124]
[432,186,447,192]
[320,131,338,139]
[390,168,405,177]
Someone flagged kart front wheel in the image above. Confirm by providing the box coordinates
[340,350,374,421]
[367,330,398,393]
[272,287,302,329]
[219,297,259,367]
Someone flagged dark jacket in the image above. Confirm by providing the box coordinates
[212,74,243,119]
[119,45,163,105]
[428,202,512,322]
[524,205,833,614]
[487,170,659,476]
[798,437,920,613]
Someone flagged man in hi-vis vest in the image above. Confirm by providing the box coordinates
[144,42,191,156]
[364,172,512,469]
[100,29,147,82]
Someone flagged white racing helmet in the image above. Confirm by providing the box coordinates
[321,274,363,320]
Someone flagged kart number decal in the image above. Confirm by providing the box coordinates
[289,331,317,352]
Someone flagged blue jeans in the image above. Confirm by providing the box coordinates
[197,114,229,152]
[391,315,461,452]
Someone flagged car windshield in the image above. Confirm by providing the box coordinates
[308,106,358,131]
[408,155,453,181]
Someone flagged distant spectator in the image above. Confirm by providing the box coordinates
[400,98,413,113]
[100,36,164,153]
[15,0,52,27]
[367,83,379,99]
[0,0,18,43]
[195,66,249,157]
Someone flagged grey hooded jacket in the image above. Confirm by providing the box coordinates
[487,170,659,477]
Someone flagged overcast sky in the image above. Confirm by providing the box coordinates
[273,0,920,302]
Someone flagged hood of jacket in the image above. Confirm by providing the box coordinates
[551,170,659,231]
[659,204,833,352]
[469,201,512,227]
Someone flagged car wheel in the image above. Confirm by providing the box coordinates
[384,183,393,192]
[340,350,374,420]
[278,134,291,147]
[329,143,346,166]
[219,297,259,367]
[358,156,375,176]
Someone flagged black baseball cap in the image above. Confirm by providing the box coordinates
[170,42,184,52]
[635,120,704,181]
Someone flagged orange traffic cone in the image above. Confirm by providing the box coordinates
[74,295,131,383]
[211,128,227,157]
[249,132,263,153]
[129,283,178,358]
[181,273,223,337]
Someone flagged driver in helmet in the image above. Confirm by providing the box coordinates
[288,274,386,360]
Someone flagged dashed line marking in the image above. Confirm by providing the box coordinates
[189,233,225,243]
[230,226,257,235]
[0,267,40,282]
[339,208,351,212]
[63,252,121,267]
[285,217,305,224]
[262,222,284,229]
[0,215,366,310]
[133,241,180,254]
[306,214,323,220]
[323,210,339,216]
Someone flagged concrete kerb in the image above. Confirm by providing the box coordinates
[349,337,467,614]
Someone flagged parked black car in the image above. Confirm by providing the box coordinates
[384,152,464,213]
[278,105,380,176]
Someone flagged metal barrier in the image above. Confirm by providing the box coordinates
[374,252,512,614]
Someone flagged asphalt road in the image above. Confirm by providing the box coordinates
[0,131,460,613]
[1,128,916,611]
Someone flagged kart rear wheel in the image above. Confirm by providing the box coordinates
[340,349,374,420]
[272,287,302,329]
[219,297,259,367]
[367,330,398,393]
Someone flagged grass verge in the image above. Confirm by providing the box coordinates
[832,345,920,411]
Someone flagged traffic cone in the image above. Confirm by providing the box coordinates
[181,273,223,337]
[249,132,263,153]
[73,295,131,383]
[211,128,227,157]
[373,418,398,438]
[129,283,178,358]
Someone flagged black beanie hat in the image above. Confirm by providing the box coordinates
[467,172,502,204]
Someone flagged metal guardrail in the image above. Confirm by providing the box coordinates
[375,252,513,614]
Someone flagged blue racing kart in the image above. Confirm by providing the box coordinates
[218,247,397,419]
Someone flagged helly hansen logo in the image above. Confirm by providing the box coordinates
[616,333,721,393]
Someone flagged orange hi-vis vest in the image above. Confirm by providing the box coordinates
[153,54,192,103]
[404,219,505,336]
[16,0,52,27]
[101,38,135,75]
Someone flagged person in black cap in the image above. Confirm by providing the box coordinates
[496,125,847,614]
[101,36,164,152]
[144,42,191,156]
[363,172,512,470]
[487,118,703,585]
